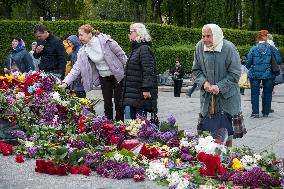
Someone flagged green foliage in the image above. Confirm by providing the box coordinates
[191,0,225,27]
[155,44,195,73]
[1,20,284,74]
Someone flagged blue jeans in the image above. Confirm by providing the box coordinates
[250,78,273,115]
[129,106,147,119]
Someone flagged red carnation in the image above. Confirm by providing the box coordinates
[133,174,145,181]
[109,134,118,144]
[81,167,91,176]
[35,89,43,95]
[0,142,13,156]
[35,159,47,173]
[11,120,17,126]
[218,165,227,175]
[196,152,206,162]
[102,124,114,130]
[56,163,67,176]
[139,144,150,157]
[24,98,30,104]
[149,147,160,159]
[68,166,79,174]
[46,160,55,168]
[15,155,25,163]
[47,166,57,175]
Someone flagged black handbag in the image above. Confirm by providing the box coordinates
[198,95,234,136]
[271,48,280,76]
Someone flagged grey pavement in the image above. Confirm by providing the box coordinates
[1,83,284,189]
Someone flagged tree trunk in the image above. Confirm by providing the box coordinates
[0,2,11,18]
[251,0,256,30]
[152,0,163,23]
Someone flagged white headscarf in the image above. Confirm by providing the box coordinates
[203,24,224,52]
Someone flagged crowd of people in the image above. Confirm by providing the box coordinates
[4,23,283,146]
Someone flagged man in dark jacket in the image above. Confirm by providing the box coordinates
[33,24,67,80]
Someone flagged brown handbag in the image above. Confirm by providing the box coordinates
[232,112,247,138]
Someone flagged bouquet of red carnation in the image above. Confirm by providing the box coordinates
[197,152,227,177]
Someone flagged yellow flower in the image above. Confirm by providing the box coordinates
[163,158,168,165]
[176,158,182,165]
[232,158,244,171]
[18,74,26,81]
[5,74,13,83]
[80,98,90,104]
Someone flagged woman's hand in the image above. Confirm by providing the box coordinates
[58,82,68,89]
[143,91,151,99]
[4,68,9,73]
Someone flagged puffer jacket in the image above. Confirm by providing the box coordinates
[5,47,34,73]
[246,42,282,79]
[122,42,158,112]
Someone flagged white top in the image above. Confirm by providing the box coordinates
[85,36,112,77]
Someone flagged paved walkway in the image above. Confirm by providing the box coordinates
[0,84,284,189]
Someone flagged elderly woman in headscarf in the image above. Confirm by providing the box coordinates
[4,37,34,75]
[192,24,241,147]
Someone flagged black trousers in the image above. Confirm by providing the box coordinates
[76,91,86,98]
[174,80,183,97]
[99,75,124,122]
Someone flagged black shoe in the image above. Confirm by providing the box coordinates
[250,113,259,118]
[241,93,244,95]
[270,109,274,113]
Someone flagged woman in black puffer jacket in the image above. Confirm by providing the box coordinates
[122,23,158,119]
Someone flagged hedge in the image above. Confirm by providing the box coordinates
[155,45,284,73]
[0,20,284,74]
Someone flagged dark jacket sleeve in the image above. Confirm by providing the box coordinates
[179,67,185,78]
[55,41,67,79]
[33,47,42,59]
[140,45,155,91]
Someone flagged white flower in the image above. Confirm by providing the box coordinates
[169,147,180,153]
[126,119,144,136]
[240,155,258,170]
[167,172,180,187]
[176,179,190,189]
[167,172,190,189]
[61,100,69,106]
[113,153,123,161]
[179,138,189,147]
[253,154,262,161]
[15,92,26,99]
[145,161,169,180]
[52,92,61,102]
[195,136,226,155]
[25,141,34,148]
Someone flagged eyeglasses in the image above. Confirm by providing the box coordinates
[129,29,135,34]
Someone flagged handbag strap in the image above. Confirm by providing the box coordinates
[210,95,221,115]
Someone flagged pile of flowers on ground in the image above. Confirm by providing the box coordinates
[0,71,284,189]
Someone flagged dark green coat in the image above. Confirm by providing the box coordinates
[192,40,241,116]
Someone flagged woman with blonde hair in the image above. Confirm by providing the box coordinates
[246,30,282,118]
[122,23,158,119]
[60,24,127,121]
